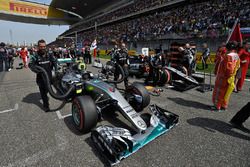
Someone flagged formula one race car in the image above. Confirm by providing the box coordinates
[165,66,199,91]
[129,55,171,86]
[128,55,150,78]
[35,58,179,165]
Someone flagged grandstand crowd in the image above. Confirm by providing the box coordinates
[84,0,172,28]
[59,0,250,46]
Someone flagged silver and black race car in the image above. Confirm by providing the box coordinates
[36,58,179,166]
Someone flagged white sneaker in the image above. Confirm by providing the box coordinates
[8,68,11,71]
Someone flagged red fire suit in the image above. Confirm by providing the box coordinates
[20,49,28,68]
[237,48,250,91]
[214,47,227,75]
[212,50,240,109]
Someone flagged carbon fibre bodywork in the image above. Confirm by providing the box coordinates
[91,104,179,165]
[56,58,179,165]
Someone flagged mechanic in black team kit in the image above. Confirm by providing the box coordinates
[230,102,250,133]
[29,39,57,112]
[112,43,130,88]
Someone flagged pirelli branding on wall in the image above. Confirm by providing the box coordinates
[0,0,64,18]
[9,1,48,17]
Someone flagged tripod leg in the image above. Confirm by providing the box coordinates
[209,71,212,90]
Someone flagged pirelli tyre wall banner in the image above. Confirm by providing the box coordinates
[0,0,65,19]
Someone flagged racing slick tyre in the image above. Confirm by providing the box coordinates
[72,96,98,133]
[158,69,171,86]
[176,66,188,76]
[126,83,150,112]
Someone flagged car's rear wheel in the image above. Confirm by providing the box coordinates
[158,68,171,86]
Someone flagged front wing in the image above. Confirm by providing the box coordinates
[91,104,179,166]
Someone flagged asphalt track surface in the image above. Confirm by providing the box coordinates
[0,59,249,167]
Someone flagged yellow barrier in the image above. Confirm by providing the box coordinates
[196,52,216,64]
[128,50,136,56]
[98,50,137,56]
[99,50,107,55]
[98,50,216,64]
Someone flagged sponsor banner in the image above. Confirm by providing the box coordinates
[196,53,216,64]
[96,50,137,56]
[128,50,136,56]
[142,48,149,56]
[96,50,217,65]
[99,50,107,55]
[241,27,250,38]
[0,0,64,18]
[149,51,155,55]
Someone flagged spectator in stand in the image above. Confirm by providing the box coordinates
[55,0,250,49]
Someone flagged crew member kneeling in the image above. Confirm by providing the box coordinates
[29,39,57,112]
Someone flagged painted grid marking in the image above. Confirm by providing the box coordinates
[56,110,72,120]
[0,103,19,114]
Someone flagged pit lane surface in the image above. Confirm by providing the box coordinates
[0,59,249,167]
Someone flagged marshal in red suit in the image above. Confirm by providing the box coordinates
[237,42,250,91]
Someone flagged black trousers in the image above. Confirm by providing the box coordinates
[8,56,14,69]
[145,67,159,86]
[38,81,49,107]
[84,54,88,63]
[88,54,92,64]
[231,102,250,124]
[0,58,9,72]
[202,56,208,69]
[84,54,91,64]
